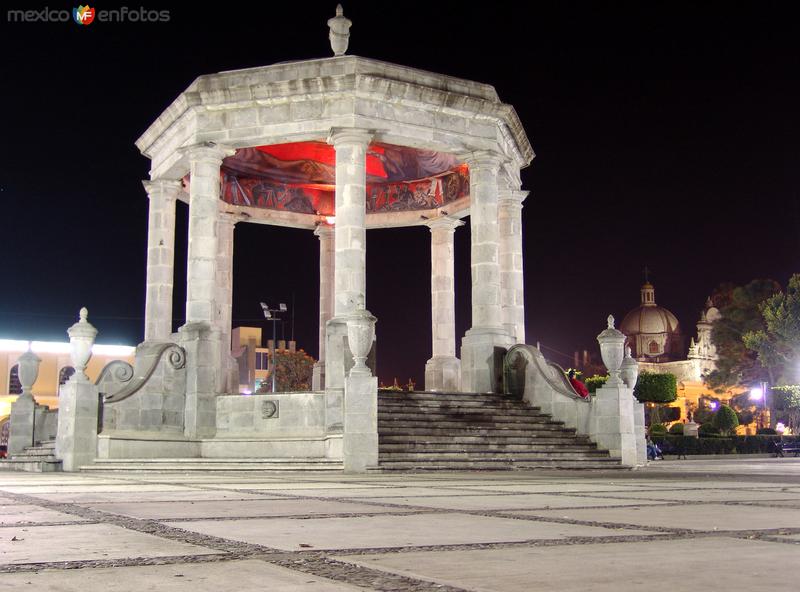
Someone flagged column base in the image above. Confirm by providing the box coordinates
[425,356,461,392]
[589,383,637,467]
[178,322,221,439]
[460,327,515,393]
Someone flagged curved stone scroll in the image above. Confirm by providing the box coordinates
[103,342,186,404]
[95,360,134,389]
[504,344,587,402]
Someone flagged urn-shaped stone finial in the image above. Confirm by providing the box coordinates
[17,347,41,400]
[620,345,639,390]
[346,295,376,376]
[67,307,97,380]
[597,314,626,386]
[328,4,352,56]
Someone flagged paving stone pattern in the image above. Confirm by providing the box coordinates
[2,458,800,591]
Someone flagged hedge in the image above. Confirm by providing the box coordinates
[652,435,800,455]
[634,372,678,404]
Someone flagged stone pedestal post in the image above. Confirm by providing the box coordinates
[591,383,638,467]
[461,152,515,393]
[179,143,232,439]
[143,179,181,342]
[56,309,100,471]
[343,306,378,472]
[498,189,528,344]
[633,400,647,465]
[7,350,41,455]
[424,216,463,391]
[216,212,237,393]
[324,128,372,433]
[313,223,335,391]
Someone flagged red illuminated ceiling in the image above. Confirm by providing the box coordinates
[219,141,469,216]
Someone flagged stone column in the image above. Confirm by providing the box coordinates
[329,128,372,316]
[460,152,515,393]
[324,128,373,435]
[312,223,335,391]
[179,143,231,439]
[498,189,528,344]
[424,216,463,392]
[143,179,181,342]
[216,212,237,393]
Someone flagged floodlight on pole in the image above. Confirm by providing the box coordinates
[259,302,288,393]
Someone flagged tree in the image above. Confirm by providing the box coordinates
[711,404,739,436]
[256,349,315,392]
[770,385,800,434]
[705,279,781,390]
[743,274,800,386]
[740,274,800,429]
[634,372,677,425]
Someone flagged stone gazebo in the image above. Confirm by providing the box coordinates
[133,8,533,470]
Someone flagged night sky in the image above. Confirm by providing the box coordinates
[1,1,798,384]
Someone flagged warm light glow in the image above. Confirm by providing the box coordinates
[0,339,134,357]
[750,387,764,401]
[325,216,336,225]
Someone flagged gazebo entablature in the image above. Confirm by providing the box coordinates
[136,56,533,229]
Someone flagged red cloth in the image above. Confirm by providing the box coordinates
[569,377,590,398]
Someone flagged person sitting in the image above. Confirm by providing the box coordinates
[647,437,664,460]
[567,370,590,399]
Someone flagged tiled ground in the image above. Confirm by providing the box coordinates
[2,458,800,591]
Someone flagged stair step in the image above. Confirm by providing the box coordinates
[0,458,62,473]
[379,450,610,459]
[379,443,600,452]
[81,458,344,472]
[378,426,575,437]
[379,435,594,445]
[377,458,624,471]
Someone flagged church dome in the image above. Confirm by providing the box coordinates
[620,282,683,361]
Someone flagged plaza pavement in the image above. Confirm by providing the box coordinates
[1,458,800,591]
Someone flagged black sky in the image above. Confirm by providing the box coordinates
[1,1,798,384]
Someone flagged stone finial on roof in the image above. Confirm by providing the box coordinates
[328,4,352,56]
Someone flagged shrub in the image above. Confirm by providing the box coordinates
[712,404,740,436]
[649,423,668,436]
[661,407,682,423]
[584,375,608,393]
[651,435,800,455]
[634,372,678,404]
[757,428,777,435]
[698,423,720,436]
[668,423,685,435]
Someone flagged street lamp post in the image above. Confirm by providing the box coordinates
[750,381,768,430]
[260,302,287,393]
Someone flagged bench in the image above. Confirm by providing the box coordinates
[774,442,800,457]
[658,439,687,460]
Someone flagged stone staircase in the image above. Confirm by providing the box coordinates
[0,440,62,472]
[378,390,622,470]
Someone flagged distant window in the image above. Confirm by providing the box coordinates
[8,365,21,395]
[649,341,659,354]
[255,352,269,370]
[58,366,75,386]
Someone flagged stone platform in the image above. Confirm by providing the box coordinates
[2,458,800,590]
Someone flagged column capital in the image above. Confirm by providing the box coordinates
[314,223,335,238]
[180,142,235,164]
[460,150,505,172]
[218,211,239,227]
[498,189,530,208]
[142,179,183,201]
[424,215,464,233]
[327,127,373,148]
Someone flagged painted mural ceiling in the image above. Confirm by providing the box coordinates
[218,141,469,216]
